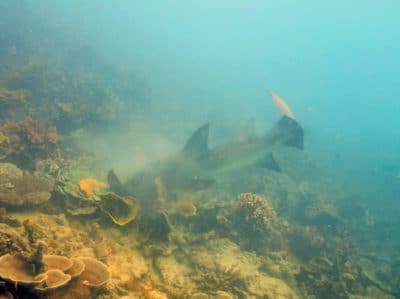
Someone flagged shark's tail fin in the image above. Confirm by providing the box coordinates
[182,123,209,159]
[264,116,304,149]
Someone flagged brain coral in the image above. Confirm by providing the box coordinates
[235,193,278,233]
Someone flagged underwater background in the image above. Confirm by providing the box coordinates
[1,1,400,298]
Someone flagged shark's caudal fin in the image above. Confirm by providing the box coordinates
[264,116,304,149]
[182,123,209,159]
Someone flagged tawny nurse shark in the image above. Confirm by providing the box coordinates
[108,91,304,213]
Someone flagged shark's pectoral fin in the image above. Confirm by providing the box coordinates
[107,170,127,195]
[264,116,304,149]
[259,152,281,172]
[182,123,209,159]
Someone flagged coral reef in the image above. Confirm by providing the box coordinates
[0,87,29,103]
[0,252,111,298]
[194,263,246,295]
[233,193,282,252]
[98,192,140,226]
[2,61,131,133]
[0,132,8,146]
[55,179,98,216]
[235,193,278,233]
[0,119,59,170]
[43,254,73,272]
[79,178,106,200]
[0,253,47,285]
[78,257,111,288]
[302,201,340,226]
[173,200,197,217]
[35,269,71,292]
[0,224,28,256]
[0,29,397,297]
[66,258,85,278]
[286,225,327,261]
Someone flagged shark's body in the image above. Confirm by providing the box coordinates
[108,115,304,214]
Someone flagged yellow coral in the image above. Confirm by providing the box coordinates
[79,178,106,199]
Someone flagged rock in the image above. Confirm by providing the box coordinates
[0,163,54,207]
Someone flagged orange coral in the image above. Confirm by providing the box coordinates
[79,179,106,199]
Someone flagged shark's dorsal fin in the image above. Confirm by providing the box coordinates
[264,116,304,149]
[182,123,209,159]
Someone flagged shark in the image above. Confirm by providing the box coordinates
[107,113,304,216]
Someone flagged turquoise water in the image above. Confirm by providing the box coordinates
[1,1,400,298]
[47,1,400,206]
[32,0,400,176]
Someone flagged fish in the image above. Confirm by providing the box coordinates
[108,113,304,216]
[268,90,296,120]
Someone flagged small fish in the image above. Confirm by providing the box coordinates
[268,90,296,120]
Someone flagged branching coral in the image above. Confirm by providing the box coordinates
[0,118,59,170]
